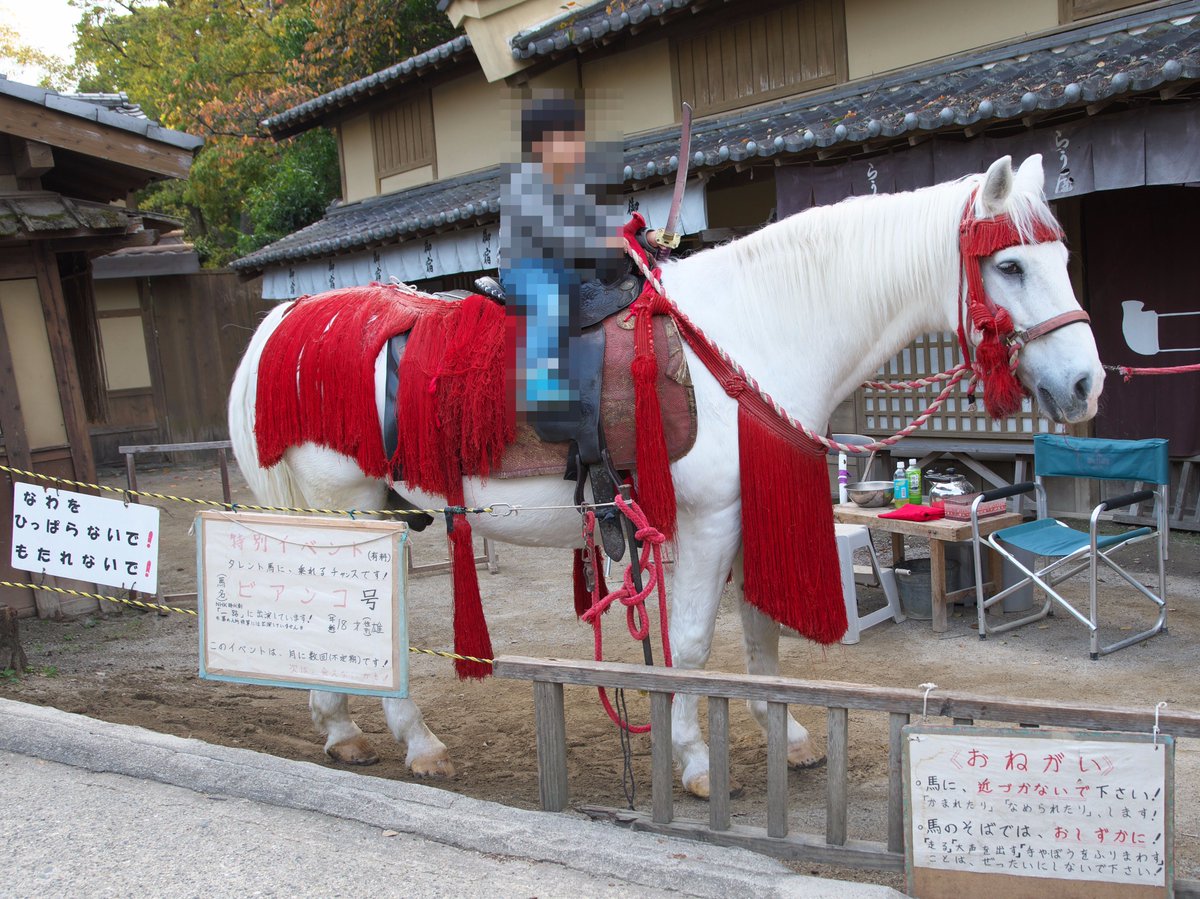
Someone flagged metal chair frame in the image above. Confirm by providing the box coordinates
[970,467,1169,660]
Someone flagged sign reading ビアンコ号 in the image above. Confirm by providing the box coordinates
[905,725,1173,899]
[10,482,161,593]
[197,511,408,697]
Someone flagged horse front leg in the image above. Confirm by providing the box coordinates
[310,689,379,764]
[668,509,741,799]
[733,551,825,769]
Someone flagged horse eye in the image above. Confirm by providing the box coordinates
[997,260,1023,276]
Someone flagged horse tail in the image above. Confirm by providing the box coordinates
[228,301,307,511]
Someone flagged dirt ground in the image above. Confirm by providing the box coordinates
[5,461,1200,892]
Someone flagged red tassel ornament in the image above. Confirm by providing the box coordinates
[737,403,847,644]
[449,514,492,680]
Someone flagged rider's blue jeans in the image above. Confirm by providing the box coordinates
[503,259,578,411]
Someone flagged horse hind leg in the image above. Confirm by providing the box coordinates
[733,550,826,769]
[383,697,455,778]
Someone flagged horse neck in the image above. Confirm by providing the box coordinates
[662,181,974,430]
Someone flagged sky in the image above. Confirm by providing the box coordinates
[0,0,82,87]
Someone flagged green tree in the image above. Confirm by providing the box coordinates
[0,22,76,90]
[71,0,456,266]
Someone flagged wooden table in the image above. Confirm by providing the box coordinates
[832,503,1022,633]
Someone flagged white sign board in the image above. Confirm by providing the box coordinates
[196,511,408,697]
[905,725,1173,899]
[10,482,160,593]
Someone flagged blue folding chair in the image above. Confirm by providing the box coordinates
[970,435,1169,659]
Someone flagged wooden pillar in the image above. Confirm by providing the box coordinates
[32,244,95,484]
[0,293,38,615]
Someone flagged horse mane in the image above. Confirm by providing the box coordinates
[679,165,1060,352]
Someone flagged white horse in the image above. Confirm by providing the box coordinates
[228,154,1104,798]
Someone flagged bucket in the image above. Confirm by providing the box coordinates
[894,558,960,620]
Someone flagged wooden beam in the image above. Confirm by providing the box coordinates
[32,244,95,484]
[0,94,193,180]
[493,656,1200,738]
[10,137,54,178]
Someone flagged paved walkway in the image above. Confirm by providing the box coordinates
[0,698,903,898]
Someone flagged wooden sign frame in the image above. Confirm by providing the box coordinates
[196,511,408,698]
[904,724,1174,899]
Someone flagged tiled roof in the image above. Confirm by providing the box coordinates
[511,0,704,60]
[0,77,202,150]
[65,91,148,119]
[619,1,1200,180]
[235,2,1200,273]
[262,35,473,138]
[233,167,500,271]
[0,192,142,238]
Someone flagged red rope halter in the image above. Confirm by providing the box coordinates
[956,195,1087,419]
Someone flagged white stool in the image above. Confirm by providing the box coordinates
[835,523,905,645]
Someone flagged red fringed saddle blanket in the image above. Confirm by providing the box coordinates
[254,284,696,486]
[254,282,697,677]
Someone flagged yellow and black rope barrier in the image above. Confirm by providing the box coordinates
[2,581,494,667]
[0,464,494,519]
[0,580,197,616]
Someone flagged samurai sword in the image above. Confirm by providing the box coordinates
[656,101,693,262]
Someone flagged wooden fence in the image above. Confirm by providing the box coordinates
[494,655,1200,894]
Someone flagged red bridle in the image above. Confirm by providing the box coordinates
[957,196,1090,418]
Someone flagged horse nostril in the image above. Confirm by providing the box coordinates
[1073,374,1092,402]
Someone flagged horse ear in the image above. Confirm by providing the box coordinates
[978,156,1014,217]
[1014,154,1045,194]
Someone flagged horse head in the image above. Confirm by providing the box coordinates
[970,154,1104,424]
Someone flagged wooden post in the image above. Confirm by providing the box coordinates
[707,696,731,832]
[651,691,673,825]
[888,712,907,854]
[0,295,38,615]
[826,706,849,846]
[767,701,789,838]
[217,446,231,505]
[0,605,28,674]
[533,680,568,812]
[32,245,94,484]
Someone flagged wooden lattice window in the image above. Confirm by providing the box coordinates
[1059,0,1152,22]
[862,333,1053,440]
[674,0,846,118]
[372,93,435,179]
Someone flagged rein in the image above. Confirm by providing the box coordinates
[620,192,1090,455]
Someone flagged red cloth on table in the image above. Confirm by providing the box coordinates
[878,504,944,522]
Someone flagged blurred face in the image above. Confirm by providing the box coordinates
[534,130,585,184]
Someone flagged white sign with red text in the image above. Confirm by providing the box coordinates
[10,482,160,593]
[905,725,1172,895]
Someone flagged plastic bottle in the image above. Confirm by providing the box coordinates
[906,458,922,506]
[893,462,909,508]
[837,451,849,504]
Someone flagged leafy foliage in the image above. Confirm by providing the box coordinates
[0,23,76,90]
[70,0,457,266]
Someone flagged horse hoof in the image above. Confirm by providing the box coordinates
[327,735,380,766]
[789,748,827,770]
[410,751,456,779]
[684,772,710,799]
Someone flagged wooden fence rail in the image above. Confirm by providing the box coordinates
[493,655,1200,892]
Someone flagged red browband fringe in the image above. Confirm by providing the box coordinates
[958,210,1063,419]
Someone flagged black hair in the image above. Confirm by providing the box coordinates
[520,95,584,152]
